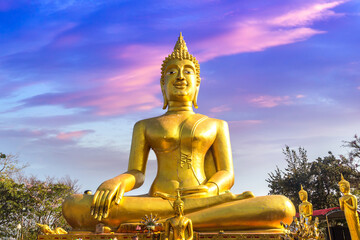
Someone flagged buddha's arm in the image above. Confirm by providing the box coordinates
[127,120,150,187]
[308,203,313,216]
[90,120,150,220]
[339,197,344,210]
[205,120,234,194]
[181,120,234,197]
[344,195,357,211]
[187,219,194,240]
[164,220,171,240]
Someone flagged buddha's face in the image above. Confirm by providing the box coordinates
[174,203,184,215]
[339,183,350,193]
[299,192,307,202]
[162,59,198,103]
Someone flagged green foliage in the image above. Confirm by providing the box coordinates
[0,178,29,236]
[0,153,79,239]
[266,136,360,210]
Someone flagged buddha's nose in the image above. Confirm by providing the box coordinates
[177,71,185,80]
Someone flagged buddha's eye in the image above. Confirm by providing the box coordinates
[184,70,194,74]
[167,70,176,75]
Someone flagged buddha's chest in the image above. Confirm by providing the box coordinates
[299,204,310,212]
[170,218,188,232]
[146,115,216,153]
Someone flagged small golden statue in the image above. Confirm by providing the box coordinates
[298,185,313,221]
[338,174,360,240]
[62,33,295,232]
[36,223,67,235]
[164,191,193,240]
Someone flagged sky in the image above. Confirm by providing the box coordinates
[1,0,359,196]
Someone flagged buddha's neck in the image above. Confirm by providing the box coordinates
[167,101,194,113]
[175,212,183,217]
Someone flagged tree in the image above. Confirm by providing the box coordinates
[0,153,27,178]
[343,134,360,162]
[267,146,312,207]
[0,177,29,237]
[309,152,360,209]
[266,139,360,210]
[18,176,79,239]
[0,152,79,239]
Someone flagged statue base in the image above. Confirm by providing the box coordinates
[38,231,283,240]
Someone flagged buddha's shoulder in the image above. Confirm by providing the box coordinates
[204,116,228,125]
[132,116,160,128]
[133,114,228,128]
[198,115,229,130]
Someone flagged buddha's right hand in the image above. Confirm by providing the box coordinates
[90,178,125,221]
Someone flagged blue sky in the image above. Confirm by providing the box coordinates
[1,0,359,196]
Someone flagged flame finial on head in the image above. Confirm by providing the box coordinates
[299,185,307,195]
[174,32,188,52]
[174,189,184,207]
[339,173,350,186]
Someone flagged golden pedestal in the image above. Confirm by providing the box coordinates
[38,231,283,240]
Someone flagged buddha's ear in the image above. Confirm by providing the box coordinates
[161,82,168,110]
[193,85,200,109]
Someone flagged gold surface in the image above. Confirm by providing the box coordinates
[38,232,283,240]
[339,174,360,239]
[298,185,313,221]
[62,33,295,232]
[37,223,67,235]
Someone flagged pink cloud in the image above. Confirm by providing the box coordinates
[269,1,346,27]
[249,95,292,108]
[210,104,231,113]
[22,45,168,116]
[296,94,306,99]
[196,27,322,61]
[56,130,93,140]
[77,45,169,115]
[194,1,346,62]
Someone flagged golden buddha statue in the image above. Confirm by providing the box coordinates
[338,174,360,239]
[298,185,313,221]
[164,191,193,240]
[62,33,295,232]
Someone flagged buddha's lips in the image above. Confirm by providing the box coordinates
[174,84,187,89]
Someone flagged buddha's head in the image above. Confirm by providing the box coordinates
[338,174,350,194]
[173,190,184,216]
[160,33,201,109]
[298,185,308,202]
